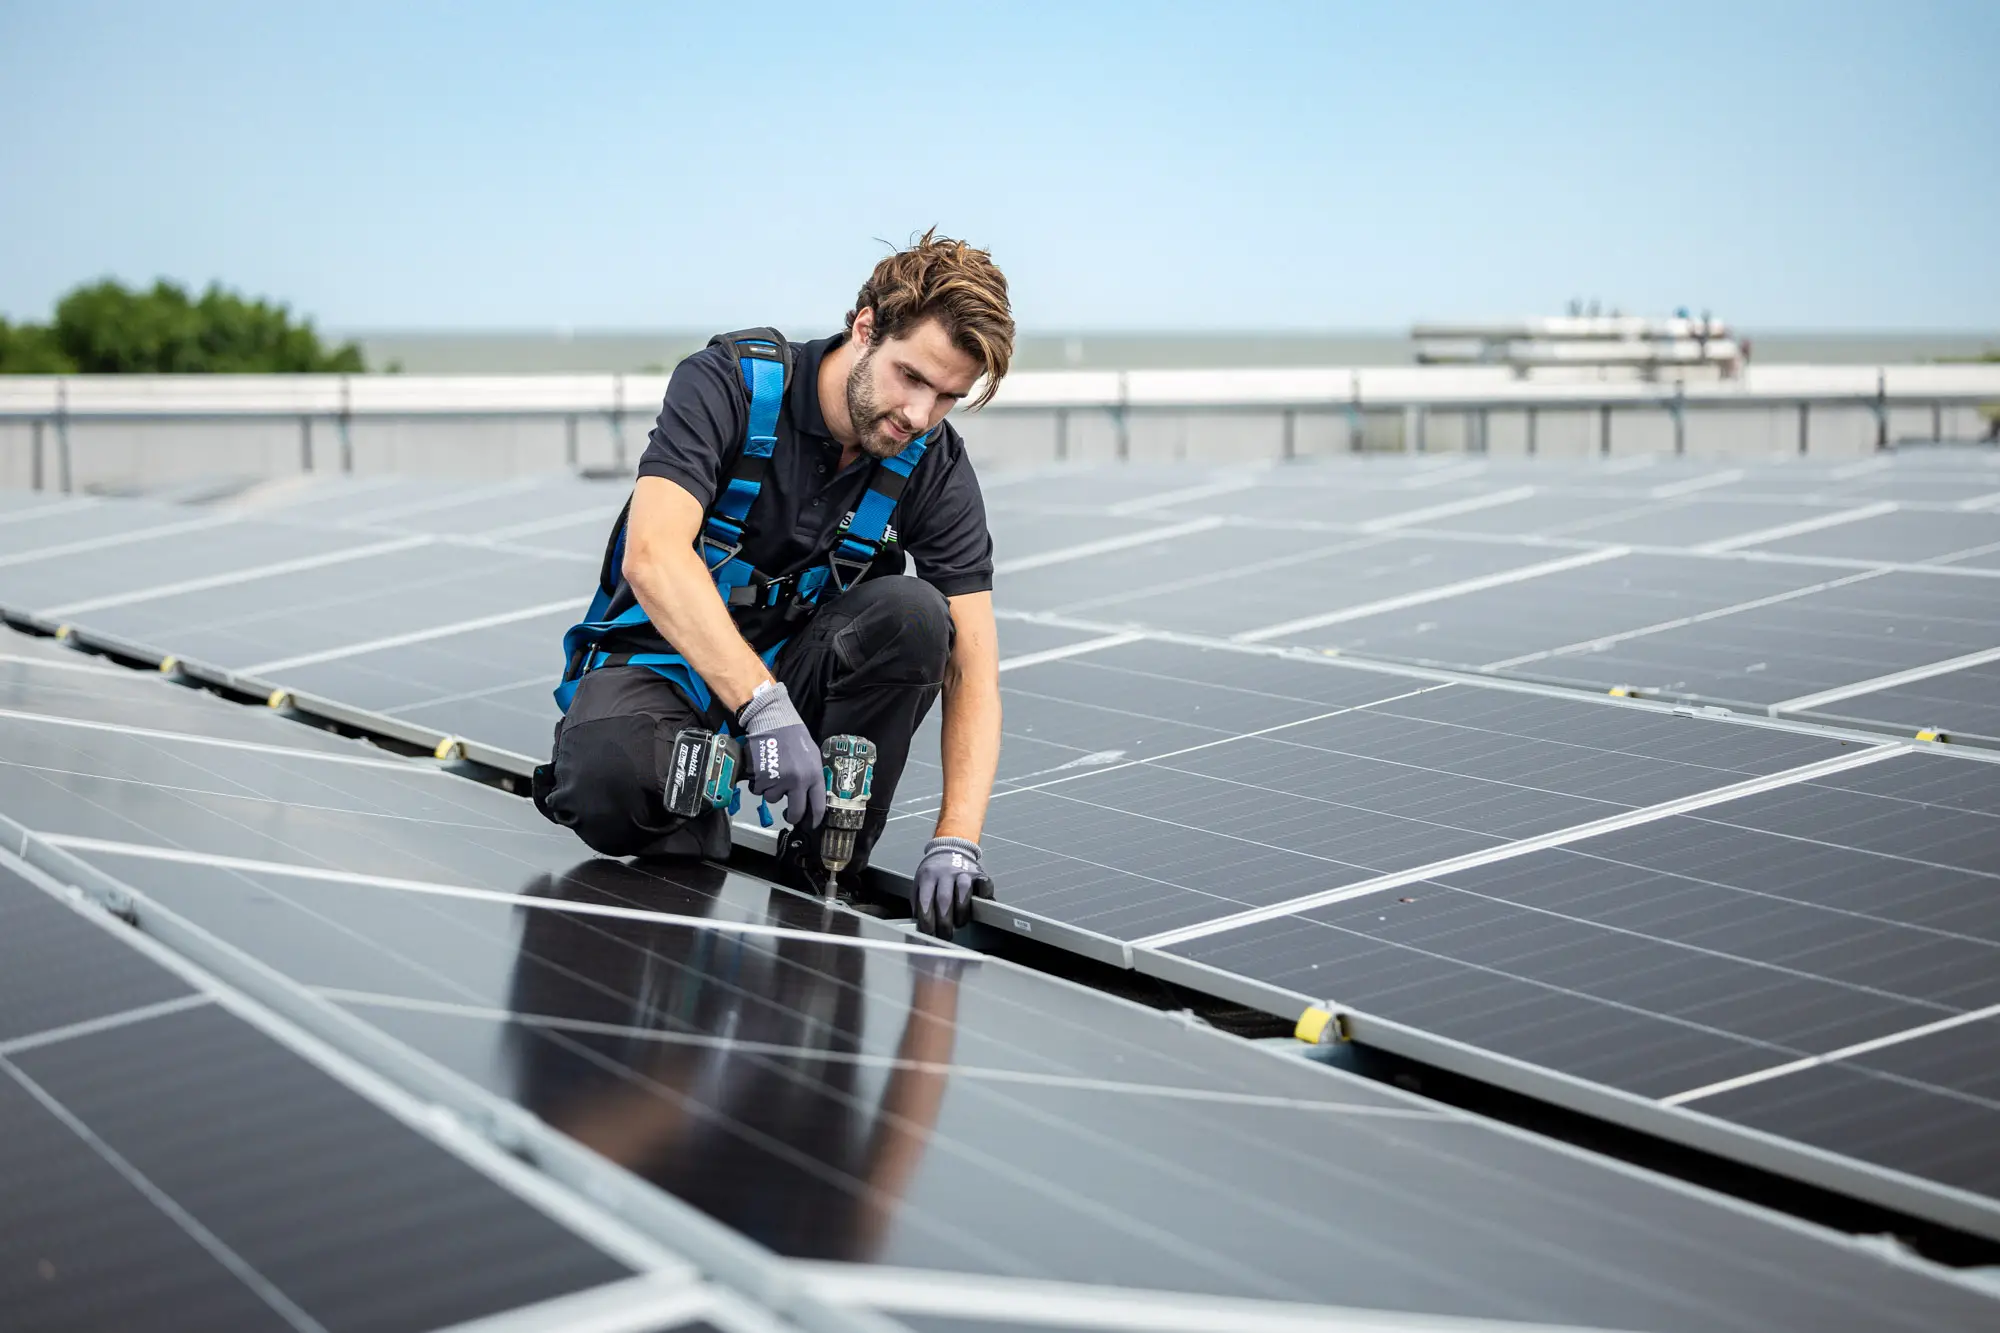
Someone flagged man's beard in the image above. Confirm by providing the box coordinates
[843,349,911,460]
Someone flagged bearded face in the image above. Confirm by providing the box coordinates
[842,345,918,460]
[839,316,982,460]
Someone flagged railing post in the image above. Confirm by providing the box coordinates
[1796,401,1810,456]
[1282,408,1297,461]
[1932,402,1942,442]
[1347,371,1363,453]
[31,419,44,491]
[299,415,314,473]
[564,414,579,469]
[1873,371,1888,452]
[1118,374,1131,463]
[1598,403,1612,457]
[1525,405,1537,457]
[1054,408,1069,462]
[337,375,354,474]
[1672,385,1686,457]
[55,378,72,494]
[1473,408,1488,455]
[612,374,628,471]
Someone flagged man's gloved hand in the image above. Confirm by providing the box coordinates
[736,682,824,829]
[913,836,994,939]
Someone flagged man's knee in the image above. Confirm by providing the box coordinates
[841,576,950,678]
[542,712,663,856]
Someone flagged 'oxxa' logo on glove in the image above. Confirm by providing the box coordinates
[756,737,780,780]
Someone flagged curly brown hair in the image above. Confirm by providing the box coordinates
[845,228,1015,409]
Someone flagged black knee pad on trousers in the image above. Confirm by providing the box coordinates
[542,715,663,856]
[824,576,951,687]
[536,667,731,859]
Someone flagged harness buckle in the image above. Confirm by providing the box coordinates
[826,549,873,593]
[699,533,742,570]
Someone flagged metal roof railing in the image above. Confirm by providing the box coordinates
[1,363,1995,487]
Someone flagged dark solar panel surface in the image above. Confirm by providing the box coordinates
[1168,748,2000,1209]
[0,862,192,1041]
[1314,552,1843,669]
[10,1004,634,1331]
[5,456,2000,1272]
[1506,572,1999,708]
[881,639,1852,941]
[1799,659,2000,745]
[74,856,1996,1331]
[1753,508,2000,562]
[0,865,635,1333]
[70,542,586,672]
[1,663,1992,1329]
[1692,1018,2000,1201]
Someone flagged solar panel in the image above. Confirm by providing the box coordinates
[1500,569,2000,708]
[1154,747,2000,1236]
[972,457,2000,745]
[3,636,1993,1329]
[6,457,2000,1273]
[0,859,654,1333]
[878,639,1862,942]
[1796,658,2000,746]
[1751,509,2000,563]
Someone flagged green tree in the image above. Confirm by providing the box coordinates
[0,279,364,373]
[0,318,76,373]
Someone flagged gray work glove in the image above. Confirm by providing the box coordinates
[913,837,994,939]
[736,682,825,829]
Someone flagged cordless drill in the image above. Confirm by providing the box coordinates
[663,726,876,898]
[816,734,877,900]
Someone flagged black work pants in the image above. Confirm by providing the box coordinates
[534,576,951,863]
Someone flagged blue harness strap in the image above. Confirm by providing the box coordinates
[553,331,932,716]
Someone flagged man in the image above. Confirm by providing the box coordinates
[533,231,1010,938]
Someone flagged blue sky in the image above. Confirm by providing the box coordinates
[2,1,1994,331]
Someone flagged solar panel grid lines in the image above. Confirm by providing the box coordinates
[1772,645,2000,716]
[141,872,1984,1328]
[1662,1003,2000,1109]
[2,837,903,1333]
[0,850,684,1333]
[0,507,242,567]
[1156,745,2000,1236]
[5,458,2000,1268]
[977,465,2000,746]
[1478,565,1899,672]
[7,660,1992,1320]
[1133,739,1906,949]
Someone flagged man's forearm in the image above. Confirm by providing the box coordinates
[624,541,773,712]
[934,596,1001,841]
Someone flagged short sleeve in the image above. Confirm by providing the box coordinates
[635,348,743,509]
[898,430,994,598]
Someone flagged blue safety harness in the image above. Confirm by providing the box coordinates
[554,331,932,718]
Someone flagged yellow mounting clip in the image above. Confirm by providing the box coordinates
[158,656,178,673]
[1915,728,1948,744]
[1607,685,1632,698]
[433,737,464,762]
[1295,1006,1345,1046]
[266,689,291,709]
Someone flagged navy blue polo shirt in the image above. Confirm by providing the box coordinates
[635,332,995,603]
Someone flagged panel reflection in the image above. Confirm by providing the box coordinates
[504,859,963,1261]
